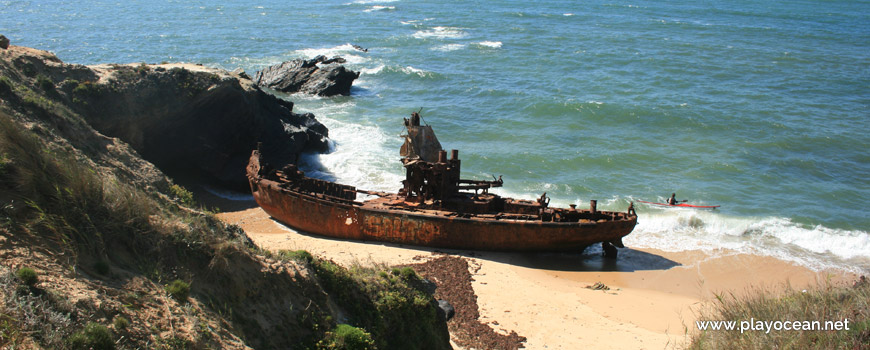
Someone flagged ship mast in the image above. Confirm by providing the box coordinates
[399,112,502,204]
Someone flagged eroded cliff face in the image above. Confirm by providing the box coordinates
[0,45,173,192]
[1,44,330,189]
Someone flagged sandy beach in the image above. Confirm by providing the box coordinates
[213,202,855,349]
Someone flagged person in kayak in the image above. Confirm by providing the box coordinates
[668,193,678,205]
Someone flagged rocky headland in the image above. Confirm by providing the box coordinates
[2,44,333,189]
[253,55,360,97]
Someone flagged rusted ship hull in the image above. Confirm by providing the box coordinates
[247,152,637,252]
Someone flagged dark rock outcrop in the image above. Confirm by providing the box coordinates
[0,35,9,49]
[76,65,330,189]
[0,46,330,189]
[437,299,455,321]
[253,55,360,96]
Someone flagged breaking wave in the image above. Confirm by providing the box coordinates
[348,0,399,4]
[432,44,466,52]
[412,26,468,40]
[300,115,404,194]
[476,41,503,48]
[626,208,870,274]
[363,5,395,12]
[294,44,369,65]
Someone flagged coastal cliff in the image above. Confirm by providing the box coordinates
[2,44,329,189]
[0,43,450,349]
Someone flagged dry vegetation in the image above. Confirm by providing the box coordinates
[689,279,869,349]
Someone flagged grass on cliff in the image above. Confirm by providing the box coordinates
[0,111,255,348]
[0,110,449,349]
[0,266,78,349]
[0,107,238,259]
[0,110,157,258]
[689,279,870,349]
[275,250,449,350]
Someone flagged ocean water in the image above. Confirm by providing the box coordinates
[4,0,869,273]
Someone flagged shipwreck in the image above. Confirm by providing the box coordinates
[247,112,637,257]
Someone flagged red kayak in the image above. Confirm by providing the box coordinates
[636,200,720,209]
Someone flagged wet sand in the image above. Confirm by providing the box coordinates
[213,202,855,349]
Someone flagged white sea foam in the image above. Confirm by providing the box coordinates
[412,26,467,39]
[401,18,435,26]
[360,64,385,75]
[299,116,404,193]
[625,208,870,273]
[294,44,369,65]
[432,44,466,52]
[348,0,399,4]
[229,44,370,71]
[449,182,870,273]
[226,55,288,70]
[399,66,431,77]
[328,63,430,79]
[476,41,503,48]
[364,6,395,12]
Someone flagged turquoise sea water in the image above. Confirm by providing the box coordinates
[4,0,869,272]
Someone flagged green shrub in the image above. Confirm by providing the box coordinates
[59,78,79,89]
[277,249,314,263]
[165,279,190,302]
[317,324,376,350]
[391,267,417,280]
[36,74,54,91]
[310,258,446,349]
[163,335,191,349]
[0,76,13,93]
[15,267,38,286]
[66,322,114,350]
[112,316,128,331]
[136,63,150,75]
[169,184,195,207]
[72,81,99,96]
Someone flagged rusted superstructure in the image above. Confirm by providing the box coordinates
[247,112,637,255]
